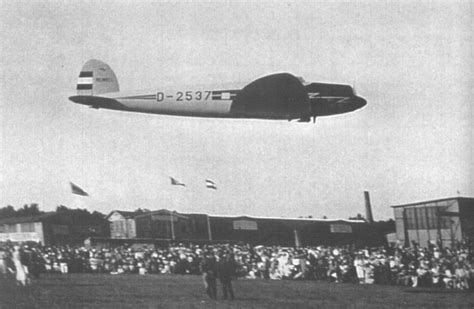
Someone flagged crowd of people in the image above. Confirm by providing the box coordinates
[0,241,473,292]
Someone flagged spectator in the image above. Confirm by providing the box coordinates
[217,251,236,300]
[0,240,471,292]
[200,251,218,300]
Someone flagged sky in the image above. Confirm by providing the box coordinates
[0,1,472,220]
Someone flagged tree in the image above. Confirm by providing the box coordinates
[91,211,106,219]
[0,204,43,218]
[372,219,395,234]
[56,205,70,212]
[349,213,365,221]
[16,203,42,217]
[134,208,150,213]
[0,205,16,218]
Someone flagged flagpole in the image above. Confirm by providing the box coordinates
[169,177,185,241]
[169,184,175,241]
[207,214,213,241]
[170,211,175,241]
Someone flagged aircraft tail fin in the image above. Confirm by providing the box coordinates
[76,59,119,96]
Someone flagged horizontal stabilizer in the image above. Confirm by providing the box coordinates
[69,95,127,110]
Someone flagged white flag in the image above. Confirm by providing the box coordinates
[205,179,217,190]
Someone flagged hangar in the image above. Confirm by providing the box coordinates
[106,209,384,247]
[106,210,142,239]
[391,197,474,248]
[0,211,109,245]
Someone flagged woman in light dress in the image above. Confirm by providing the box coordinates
[12,245,29,286]
[0,247,7,278]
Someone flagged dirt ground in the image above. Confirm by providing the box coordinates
[1,273,473,309]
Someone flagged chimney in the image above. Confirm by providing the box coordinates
[364,191,374,223]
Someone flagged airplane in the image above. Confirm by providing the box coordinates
[69,59,366,122]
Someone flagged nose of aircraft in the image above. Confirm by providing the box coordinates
[352,96,367,110]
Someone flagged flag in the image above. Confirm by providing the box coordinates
[70,182,89,196]
[205,179,217,190]
[170,177,185,187]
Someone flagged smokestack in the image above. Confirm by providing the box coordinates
[364,191,374,223]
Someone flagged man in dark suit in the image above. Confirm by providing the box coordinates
[217,251,237,300]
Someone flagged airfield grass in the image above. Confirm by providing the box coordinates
[1,273,473,309]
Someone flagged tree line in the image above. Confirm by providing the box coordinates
[0,204,106,219]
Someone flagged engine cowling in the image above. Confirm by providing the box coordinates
[230,73,310,120]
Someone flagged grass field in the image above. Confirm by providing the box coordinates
[1,274,473,309]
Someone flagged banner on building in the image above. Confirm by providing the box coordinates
[233,220,258,230]
[52,225,69,235]
[330,224,353,233]
[0,232,41,242]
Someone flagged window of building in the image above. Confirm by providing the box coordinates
[405,206,450,230]
[20,222,35,233]
[426,207,437,229]
[416,208,427,229]
[6,224,17,233]
[113,221,125,235]
[405,208,417,229]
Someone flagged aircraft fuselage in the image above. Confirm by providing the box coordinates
[69,59,367,122]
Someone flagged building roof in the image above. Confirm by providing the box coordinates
[106,210,145,220]
[0,212,57,225]
[207,214,365,223]
[391,196,474,208]
[110,209,365,223]
[176,210,364,223]
[134,209,189,219]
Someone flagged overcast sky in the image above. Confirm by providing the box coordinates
[0,1,472,220]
